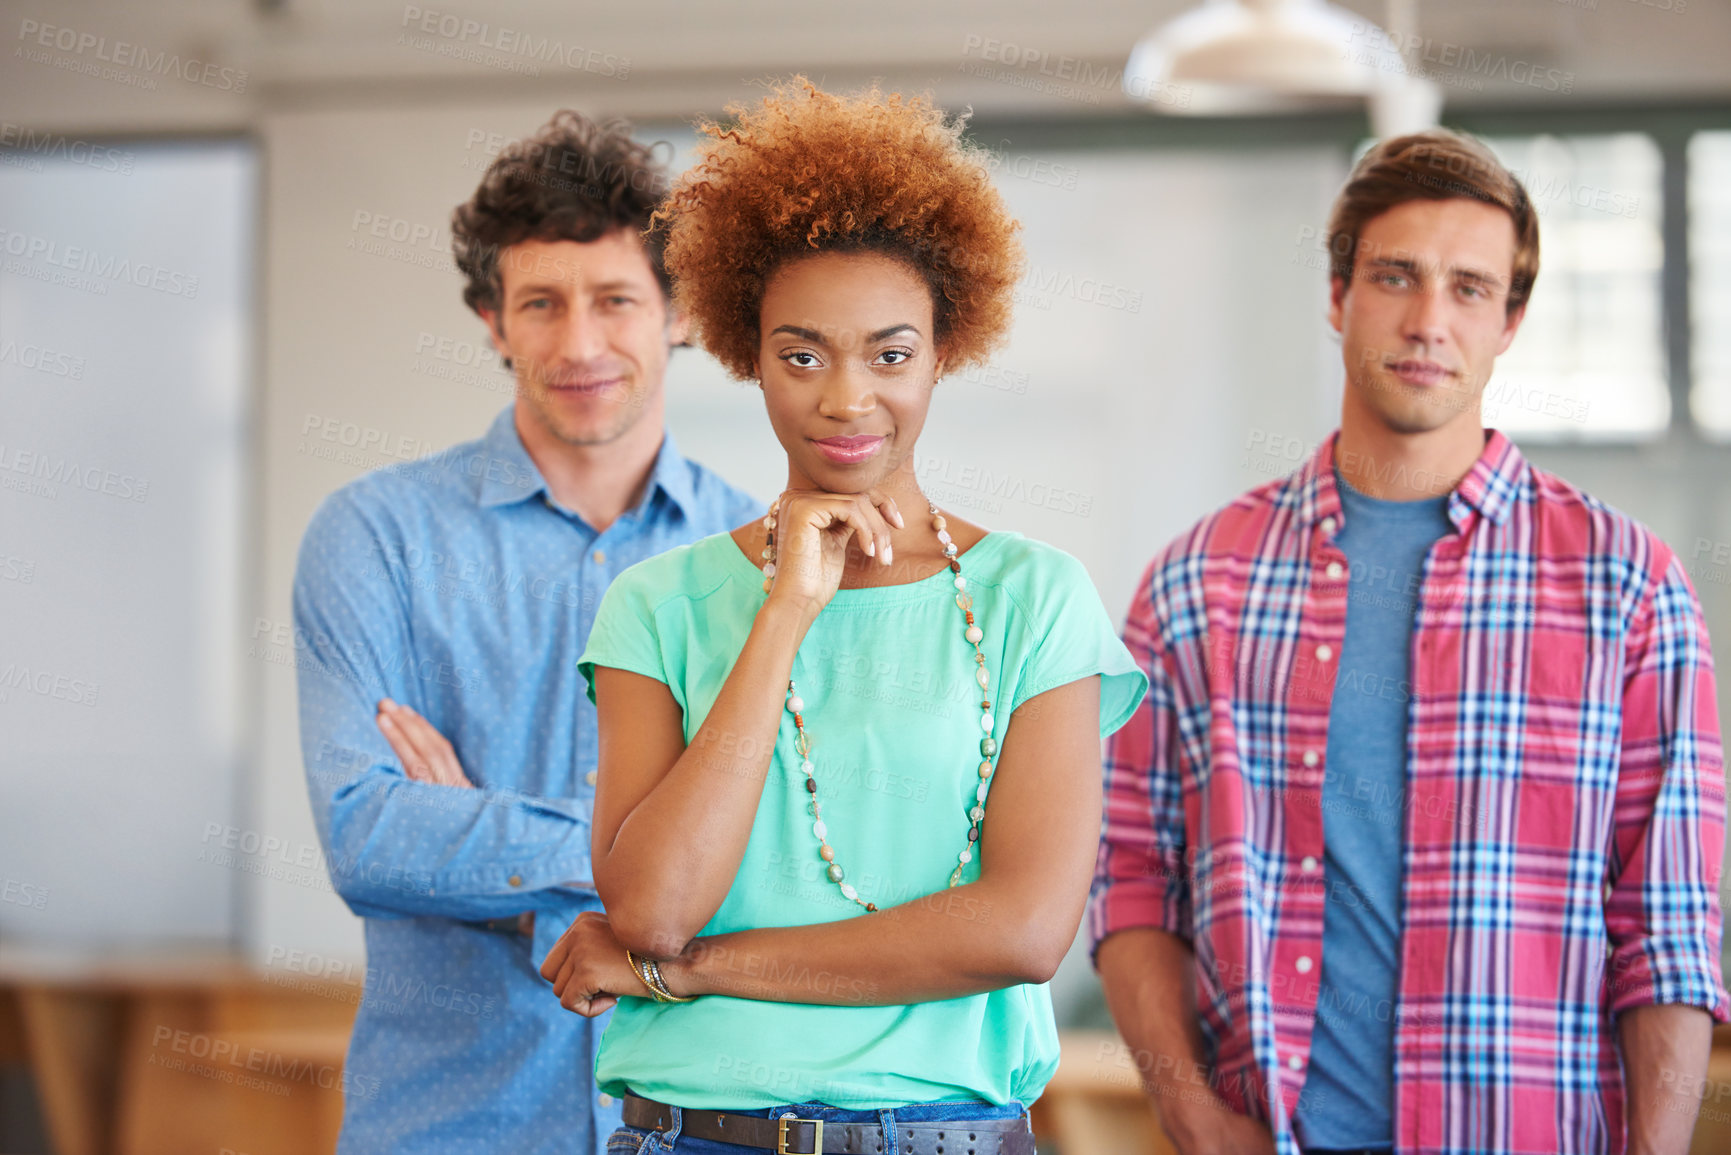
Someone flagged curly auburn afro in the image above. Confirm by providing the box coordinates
[656,78,1024,381]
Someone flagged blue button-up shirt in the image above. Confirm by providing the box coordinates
[293,404,759,1154]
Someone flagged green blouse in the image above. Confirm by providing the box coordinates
[578,529,1145,1109]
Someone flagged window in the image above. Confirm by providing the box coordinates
[1688,131,1731,439]
[1477,133,1668,440]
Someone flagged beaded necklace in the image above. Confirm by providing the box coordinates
[759,501,996,911]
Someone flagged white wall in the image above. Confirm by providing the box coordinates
[250,103,1347,1019]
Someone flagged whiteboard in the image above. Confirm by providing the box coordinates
[0,140,255,945]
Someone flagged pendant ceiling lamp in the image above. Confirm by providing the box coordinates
[1124,0,1442,135]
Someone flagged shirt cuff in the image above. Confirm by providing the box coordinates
[1089,877,1192,962]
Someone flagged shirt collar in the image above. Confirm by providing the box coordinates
[474,405,697,519]
[476,406,547,508]
[1294,427,1529,533]
[643,429,696,519]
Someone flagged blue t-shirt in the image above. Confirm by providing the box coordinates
[1292,471,1452,1149]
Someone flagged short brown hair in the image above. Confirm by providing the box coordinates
[655,77,1024,381]
[1326,129,1540,313]
[451,110,670,315]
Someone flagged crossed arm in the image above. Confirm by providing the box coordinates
[292,494,594,924]
[541,600,1107,1015]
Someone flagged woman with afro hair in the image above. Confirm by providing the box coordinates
[543,79,1145,1155]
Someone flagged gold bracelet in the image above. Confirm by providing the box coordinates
[644,957,695,1003]
[623,949,667,1002]
[623,949,696,1003]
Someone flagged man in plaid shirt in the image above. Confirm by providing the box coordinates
[1091,129,1727,1155]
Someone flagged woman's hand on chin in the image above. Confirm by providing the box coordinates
[764,488,905,617]
[540,911,646,1017]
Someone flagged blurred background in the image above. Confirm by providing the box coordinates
[2,0,1730,1151]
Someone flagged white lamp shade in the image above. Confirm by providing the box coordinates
[1369,75,1444,136]
[1125,0,1407,114]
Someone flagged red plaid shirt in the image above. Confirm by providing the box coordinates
[1090,430,1727,1155]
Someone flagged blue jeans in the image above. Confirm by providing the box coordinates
[606,1097,1028,1154]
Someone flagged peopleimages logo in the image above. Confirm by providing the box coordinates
[398,6,631,78]
[0,661,99,707]
[959,34,1192,109]
[0,338,85,380]
[15,19,249,92]
[0,122,135,174]
[0,441,150,503]
[149,1026,381,1100]
[0,228,200,298]
[1343,22,1574,94]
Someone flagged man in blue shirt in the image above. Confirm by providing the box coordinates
[292,111,759,1154]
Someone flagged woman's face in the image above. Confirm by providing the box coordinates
[756,251,944,494]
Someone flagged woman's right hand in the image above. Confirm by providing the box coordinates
[540,910,644,1018]
[763,488,904,619]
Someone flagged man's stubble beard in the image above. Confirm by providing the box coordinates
[520,378,652,448]
[1353,367,1481,437]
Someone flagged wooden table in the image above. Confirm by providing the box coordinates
[6,952,1731,1155]
[0,944,354,1155]
[1032,1030,1178,1155]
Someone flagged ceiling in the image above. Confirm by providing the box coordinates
[3,0,1728,133]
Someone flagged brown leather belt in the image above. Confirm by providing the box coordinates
[622,1094,1036,1155]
